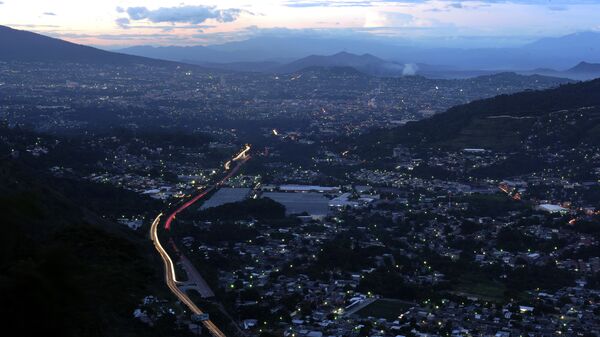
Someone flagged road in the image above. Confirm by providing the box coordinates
[343,297,377,317]
[179,253,215,298]
[151,214,226,337]
[150,146,251,337]
[165,144,251,230]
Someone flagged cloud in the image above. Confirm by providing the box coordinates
[115,17,130,29]
[6,24,60,28]
[286,0,600,6]
[284,1,372,7]
[122,5,246,25]
[408,0,598,3]
[50,32,184,42]
[43,12,56,16]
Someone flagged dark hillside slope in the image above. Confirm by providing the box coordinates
[362,78,600,153]
[0,25,173,66]
[0,157,166,337]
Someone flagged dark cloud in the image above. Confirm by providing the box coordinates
[123,5,246,25]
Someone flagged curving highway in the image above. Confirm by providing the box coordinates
[150,145,251,337]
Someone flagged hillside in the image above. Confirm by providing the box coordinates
[362,78,600,153]
[0,25,174,66]
[0,130,169,336]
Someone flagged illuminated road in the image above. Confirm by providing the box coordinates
[150,214,226,337]
[150,146,251,337]
[179,253,215,298]
[166,144,251,230]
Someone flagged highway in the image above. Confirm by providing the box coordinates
[165,144,251,230]
[150,145,251,337]
[179,253,215,298]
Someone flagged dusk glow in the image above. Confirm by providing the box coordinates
[2,0,600,47]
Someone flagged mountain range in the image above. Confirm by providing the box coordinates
[199,53,600,80]
[117,31,600,73]
[2,25,599,81]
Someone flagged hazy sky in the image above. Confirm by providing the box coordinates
[2,0,600,48]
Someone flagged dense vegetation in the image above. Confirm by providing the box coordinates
[361,78,600,153]
[0,159,168,337]
[198,198,286,221]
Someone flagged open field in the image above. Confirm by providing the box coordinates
[355,298,415,320]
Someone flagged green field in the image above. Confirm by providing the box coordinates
[451,274,507,302]
[355,298,415,320]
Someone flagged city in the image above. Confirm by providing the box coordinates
[1,2,600,337]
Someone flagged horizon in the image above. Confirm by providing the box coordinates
[3,22,600,71]
[2,0,600,49]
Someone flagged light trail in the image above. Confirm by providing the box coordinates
[150,146,251,337]
[152,214,227,337]
[164,187,212,230]
[165,153,250,230]
[498,182,521,201]
[232,144,251,162]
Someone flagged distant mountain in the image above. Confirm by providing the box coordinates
[0,25,174,66]
[568,61,600,73]
[118,31,600,73]
[407,31,600,71]
[362,78,600,153]
[275,52,412,77]
[521,61,600,80]
[117,44,237,64]
[525,32,600,53]
[205,33,599,68]
[207,36,400,62]
[191,60,282,73]
[566,61,600,78]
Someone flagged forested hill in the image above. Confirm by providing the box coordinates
[361,78,600,154]
[0,130,170,337]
